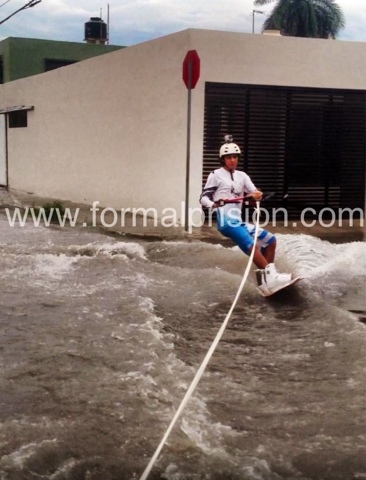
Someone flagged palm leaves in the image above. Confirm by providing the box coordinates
[254,0,345,39]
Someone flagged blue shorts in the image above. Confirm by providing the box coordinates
[217,211,275,255]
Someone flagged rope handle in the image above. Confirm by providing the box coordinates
[217,192,276,206]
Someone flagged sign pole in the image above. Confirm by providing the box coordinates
[182,49,200,232]
[184,59,192,232]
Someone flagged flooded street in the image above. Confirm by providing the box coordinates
[0,212,365,480]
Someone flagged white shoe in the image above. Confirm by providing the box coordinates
[255,269,271,296]
[264,263,292,293]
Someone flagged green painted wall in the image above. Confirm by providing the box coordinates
[0,37,124,83]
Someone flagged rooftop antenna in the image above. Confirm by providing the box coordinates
[98,4,110,44]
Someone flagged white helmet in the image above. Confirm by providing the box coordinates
[219,135,241,158]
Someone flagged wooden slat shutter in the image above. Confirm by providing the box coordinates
[203,83,365,219]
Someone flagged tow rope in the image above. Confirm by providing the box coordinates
[139,201,262,480]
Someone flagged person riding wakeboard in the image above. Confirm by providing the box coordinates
[199,135,292,296]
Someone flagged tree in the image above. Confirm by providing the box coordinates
[253,0,345,39]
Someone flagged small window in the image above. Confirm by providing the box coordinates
[8,110,28,128]
[44,59,76,72]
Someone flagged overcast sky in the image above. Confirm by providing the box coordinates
[0,0,365,46]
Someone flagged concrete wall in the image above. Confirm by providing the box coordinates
[190,29,366,90]
[0,29,365,221]
[0,30,192,217]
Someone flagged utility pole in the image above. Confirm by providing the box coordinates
[252,9,265,34]
[0,0,42,26]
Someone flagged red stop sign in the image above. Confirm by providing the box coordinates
[182,50,200,89]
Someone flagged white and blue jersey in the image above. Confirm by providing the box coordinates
[200,167,275,254]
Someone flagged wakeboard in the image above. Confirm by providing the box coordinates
[259,276,303,297]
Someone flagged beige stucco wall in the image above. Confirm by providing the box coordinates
[187,30,366,219]
[0,30,193,217]
[0,29,365,222]
[191,28,366,89]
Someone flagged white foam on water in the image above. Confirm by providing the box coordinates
[307,242,366,279]
[275,234,366,279]
[0,435,80,480]
[68,241,147,260]
[0,438,57,469]
[180,409,233,456]
[49,458,80,480]
[34,253,78,279]
[163,455,274,480]
[114,295,244,464]
[97,241,147,260]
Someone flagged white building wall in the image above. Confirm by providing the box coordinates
[0,30,193,217]
[0,29,365,220]
[190,29,366,89]
[187,29,366,216]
